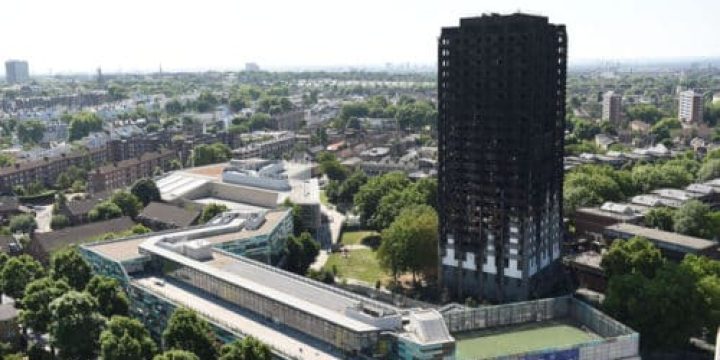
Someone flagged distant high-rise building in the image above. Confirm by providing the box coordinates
[245,63,260,72]
[4,60,29,84]
[602,91,623,125]
[678,90,704,124]
[438,13,566,302]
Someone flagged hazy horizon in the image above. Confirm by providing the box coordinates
[2,0,719,74]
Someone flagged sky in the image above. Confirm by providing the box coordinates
[1,0,719,74]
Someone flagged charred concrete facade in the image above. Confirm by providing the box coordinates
[438,14,566,302]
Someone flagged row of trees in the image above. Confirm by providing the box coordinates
[336,95,437,131]
[644,200,720,239]
[564,151,720,217]
[192,143,232,167]
[602,237,720,351]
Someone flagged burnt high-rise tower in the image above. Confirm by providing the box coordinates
[438,13,566,302]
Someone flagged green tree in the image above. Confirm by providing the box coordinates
[20,277,70,333]
[698,159,720,181]
[111,190,143,218]
[100,316,158,360]
[0,255,45,300]
[673,200,712,238]
[333,170,367,204]
[153,350,200,360]
[219,337,272,360]
[354,172,411,227]
[86,275,130,317]
[49,291,106,360]
[17,120,46,144]
[228,96,247,112]
[625,104,664,124]
[378,205,438,282]
[89,201,123,221]
[643,207,675,231]
[50,248,92,290]
[284,232,319,275]
[317,152,349,181]
[199,203,228,224]
[605,263,703,350]
[131,178,162,206]
[50,214,70,230]
[370,178,437,229]
[68,112,103,141]
[9,214,37,234]
[165,99,184,115]
[162,308,218,360]
[192,143,232,166]
[600,236,664,278]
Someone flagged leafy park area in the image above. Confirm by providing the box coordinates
[324,248,388,284]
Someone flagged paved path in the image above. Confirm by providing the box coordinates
[309,204,346,271]
[34,205,53,233]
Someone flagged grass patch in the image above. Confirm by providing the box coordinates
[323,248,388,284]
[340,230,379,246]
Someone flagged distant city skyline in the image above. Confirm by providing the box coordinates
[1,0,719,74]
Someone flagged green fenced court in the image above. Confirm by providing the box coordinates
[454,320,600,359]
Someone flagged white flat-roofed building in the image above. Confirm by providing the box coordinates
[80,212,454,359]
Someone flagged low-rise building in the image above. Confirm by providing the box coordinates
[89,149,176,193]
[232,132,296,160]
[137,202,201,231]
[573,202,645,240]
[603,223,719,261]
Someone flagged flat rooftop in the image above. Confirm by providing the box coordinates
[605,223,717,251]
[454,320,600,360]
[133,276,342,360]
[206,251,363,317]
[139,236,398,333]
[84,210,288,263]
[193,197,268,212]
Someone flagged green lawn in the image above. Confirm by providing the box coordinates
[454,321,600,359]
[340,230,379,246]
[323,248,388,284]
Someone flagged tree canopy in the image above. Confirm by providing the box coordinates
[601,236,664,278]
[100,316,158,360]
[20,277,70,333]
[219,337,272,360]
[354,172,411,228]
[68,112,103,141]
[49,291,106,360]
[378,205,438,281]
[283,232,320,275]
[153,350,200,360]
[199,203,228,224]
[192,143,232,166]
[110,190,144,218]
[162,308,218,360]
[131,178,162,206]
[86,275,130,318]
[0,254,45,300]
[17,120,46,144]
[9,214,38,234]
[89,201,124,221]
[50,248,92,290]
